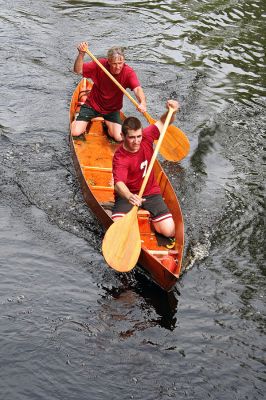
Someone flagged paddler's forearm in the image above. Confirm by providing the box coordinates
[133,86,147,113]
[114,182,132,200]
[159,107,178,125]
[73,52,85,75]
[115,182,143,207]
[155,100,180,133]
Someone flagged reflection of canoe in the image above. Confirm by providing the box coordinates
[69,79,184,292]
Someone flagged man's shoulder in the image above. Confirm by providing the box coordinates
[113,145,133,164]
[122,63,137,77]
[84,58,107,73]
[143,124,160,137]
[123,63,135,72]
[121,64,140,89]
[97,58,108,67]
[114,145,126,160]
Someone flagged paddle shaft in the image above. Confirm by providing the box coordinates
[138,107,174,198]
[85,48,150,119]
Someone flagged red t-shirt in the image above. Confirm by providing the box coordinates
[113,125,161,197]
[83,59,140,114]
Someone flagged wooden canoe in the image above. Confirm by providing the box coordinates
[69,79,184,291]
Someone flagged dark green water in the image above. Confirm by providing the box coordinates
[0,1,265,399]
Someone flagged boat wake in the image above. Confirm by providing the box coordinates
[182,233,211,273]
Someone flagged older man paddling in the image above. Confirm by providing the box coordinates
[71,42,147,141]
[112,100,179,238]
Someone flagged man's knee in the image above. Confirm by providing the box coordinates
[154,218,175,237]
[105,121,122,141]
[71,121,87,136]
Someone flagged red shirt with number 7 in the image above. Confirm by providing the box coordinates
[112,125,161,198]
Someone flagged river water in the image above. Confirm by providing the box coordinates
[0,1,265,399]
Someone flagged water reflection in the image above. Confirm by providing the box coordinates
[101,270,179,332]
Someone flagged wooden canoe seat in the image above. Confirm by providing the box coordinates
[81,166,112,172]
[80,165,114,202]
[91,117,104,122]
[81,166,113,186]
[138,209,151,235]
[148,249,179,255]
[137,209,150,217]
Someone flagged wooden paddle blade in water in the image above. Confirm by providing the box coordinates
[159,124,190,161]
[143,113,190,162]
[102,207,141,272]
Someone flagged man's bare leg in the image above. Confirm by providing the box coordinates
[71,120,88,136]
[153,218,175,238]
[104,120,122,142]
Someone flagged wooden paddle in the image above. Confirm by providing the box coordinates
[102,107,174,272]
[84,48,190,162]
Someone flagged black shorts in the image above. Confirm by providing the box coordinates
[76,104,122,124]
[112,194,172,222]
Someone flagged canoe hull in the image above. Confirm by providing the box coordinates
[69,79,184,291]
[70,137,112,230]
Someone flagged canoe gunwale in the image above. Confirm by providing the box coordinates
[69,79,184,291]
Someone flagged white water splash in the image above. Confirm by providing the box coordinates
[183,234,211,272]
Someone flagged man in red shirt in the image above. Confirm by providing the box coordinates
[71,42,147,141]
[112,100,179,238]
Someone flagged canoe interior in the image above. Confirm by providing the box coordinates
[69,78,184,291]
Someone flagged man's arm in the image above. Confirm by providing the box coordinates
[73,42,88,75]
[133,86,147,113]
[115,181,144,207]
[154,100,180,133]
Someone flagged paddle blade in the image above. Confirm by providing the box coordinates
[160,124,190,161]
[143,114,190,162]
[102,207,141,272]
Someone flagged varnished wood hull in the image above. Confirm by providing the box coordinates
[69,79,184,291]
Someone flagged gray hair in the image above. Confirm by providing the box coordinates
[107,46,125,60]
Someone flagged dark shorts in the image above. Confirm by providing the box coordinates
[112,194,172,222]
[76,104,122,124]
